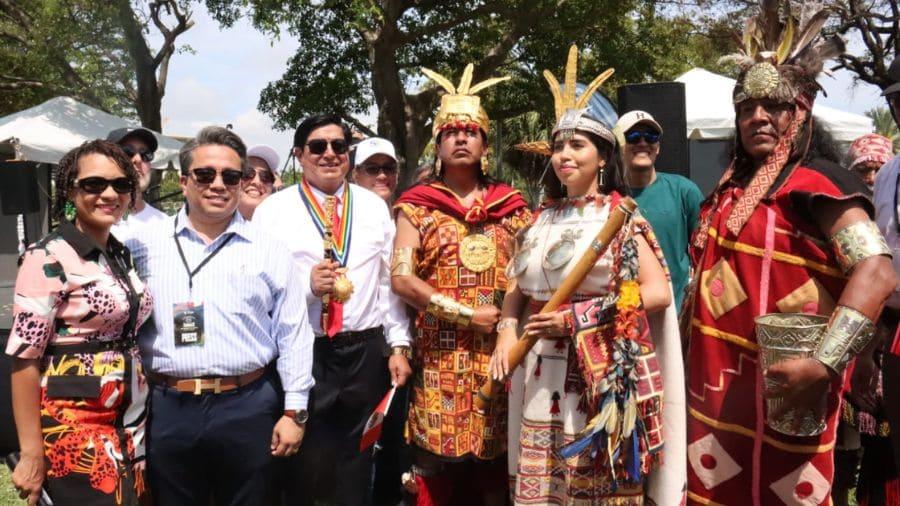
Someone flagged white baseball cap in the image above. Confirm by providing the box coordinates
[615,110,663,135]
[247,145,281,176]
[353,137,397,167]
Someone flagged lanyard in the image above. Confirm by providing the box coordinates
[173,215,236,291]
[103,247,140,344]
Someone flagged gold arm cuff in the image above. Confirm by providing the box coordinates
[391,345,412,359]
[426,293,474,328]
[814,306,876,374]
[830,221,891,274]
[391,247,417,277]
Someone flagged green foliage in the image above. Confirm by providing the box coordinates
[867,107,900,153]
[0,0,136,117]
[207,0,738,169]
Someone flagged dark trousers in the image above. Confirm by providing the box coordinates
[147,372,280,506]
[283,328,389,506]
[372,360,410,506]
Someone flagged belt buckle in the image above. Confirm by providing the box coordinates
[191,378,222,395]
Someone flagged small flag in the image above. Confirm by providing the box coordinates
[360,386,397,452]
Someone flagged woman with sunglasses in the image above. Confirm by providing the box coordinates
[239,144,281,219]
[8,140,154,506]
[491,47,685,505]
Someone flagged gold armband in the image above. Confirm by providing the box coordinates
[391,247,416,277]
[814,306,876,374]
[830,221,891,274]
[426,293,475,328]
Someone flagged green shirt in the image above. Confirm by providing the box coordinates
[631,172,704,310]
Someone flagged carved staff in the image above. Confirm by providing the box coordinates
[321,195,337,324]
[475,197,638,411]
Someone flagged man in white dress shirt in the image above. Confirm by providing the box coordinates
[254,114,412,505]
[107,127,168,239]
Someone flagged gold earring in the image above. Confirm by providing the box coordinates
[435,159,442,177]
[481,155,489,175]
[599,167,605,188]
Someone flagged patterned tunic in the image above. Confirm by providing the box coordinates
[396,193,530,460]
[6,222,153,505]
[686,159,870,505]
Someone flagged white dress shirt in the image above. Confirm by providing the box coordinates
[253,182,411,346]
[112,203,168,243]
[874,155,900,309]
[127,208,315,409]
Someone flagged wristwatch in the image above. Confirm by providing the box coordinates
[283,409,309,426]
[391,345,412,360]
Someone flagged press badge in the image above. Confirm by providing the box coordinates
[174,302,204,347]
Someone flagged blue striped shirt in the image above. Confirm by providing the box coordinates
[127,208,314,410]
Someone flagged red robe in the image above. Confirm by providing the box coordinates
[687,159,871,505]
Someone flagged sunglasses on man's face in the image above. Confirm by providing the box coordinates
[358,163,398,177]
[120,144,155,163]
[190,168,244,186]
[624,131,661,145]
[242,167,277,185]
[75,176,135,195]
[306,139,349,156]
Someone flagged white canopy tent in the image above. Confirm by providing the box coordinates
[675,68,873,142]
[0,96,183,169]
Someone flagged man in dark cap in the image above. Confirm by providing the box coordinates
[107,127,167,238]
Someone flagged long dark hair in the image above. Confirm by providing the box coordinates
[54,140,138,221]
[542,130,630,200]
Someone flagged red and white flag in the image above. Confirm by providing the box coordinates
[360,386,397,452]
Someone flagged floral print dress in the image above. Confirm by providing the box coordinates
[6,222,153,505]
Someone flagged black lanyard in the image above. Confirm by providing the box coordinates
[103,248,140,344]
[893,170,900,235]
[173,215,235,291]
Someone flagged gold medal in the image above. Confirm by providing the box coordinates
[459,233,496,273]
[332,268,354,303]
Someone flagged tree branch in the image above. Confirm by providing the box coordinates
[340,112,377,137]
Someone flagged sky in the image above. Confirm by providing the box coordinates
[156,7,888,157]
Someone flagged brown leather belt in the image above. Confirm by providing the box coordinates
[146,367,266,395]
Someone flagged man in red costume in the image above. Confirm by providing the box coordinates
[391,64,530,505]
[684,2,896,504]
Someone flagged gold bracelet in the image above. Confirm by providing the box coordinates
[391,345,412,359]
[426,293,474,328]
[830,221,891,274]
[391,247,416,277]
[814,305,876,374]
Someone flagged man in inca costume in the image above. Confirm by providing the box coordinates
[391,64,531,505]
[685,1,896,504]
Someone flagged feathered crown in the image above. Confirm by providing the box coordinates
[421,63,510,138]
[516,45,616,156]
[721,0,844,108]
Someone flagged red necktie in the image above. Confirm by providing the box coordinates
[324,195,343,338]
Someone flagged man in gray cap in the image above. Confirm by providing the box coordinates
[107,127,167,238]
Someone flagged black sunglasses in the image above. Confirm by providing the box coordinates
[242,167,277,185]
[306,139,349,155]
[625,131,661,144]
[74,176,135,195]
[120,144,155,162]
[358,163,398,176]
[190,168,244,186]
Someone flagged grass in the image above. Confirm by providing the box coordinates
[0,466,22,505]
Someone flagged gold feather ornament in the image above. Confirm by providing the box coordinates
[421,63,511,139]
[544,45,616,144]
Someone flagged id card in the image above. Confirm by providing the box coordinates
[174,302,204,347]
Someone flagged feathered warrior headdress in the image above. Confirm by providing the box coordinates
[421,64,510,138]
[517,45,616,156]
[722,0,844,110]
[695,0,845,241]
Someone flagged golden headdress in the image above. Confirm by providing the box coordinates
[722,0,844,108]
[516,45,616,156]
[421,64,510,138]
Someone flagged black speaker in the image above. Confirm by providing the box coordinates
[616,82,689,178]
[0,161,40,215]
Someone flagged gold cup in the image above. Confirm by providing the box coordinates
[755,313,829,437]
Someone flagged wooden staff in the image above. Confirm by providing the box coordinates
[475,197,638,412]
